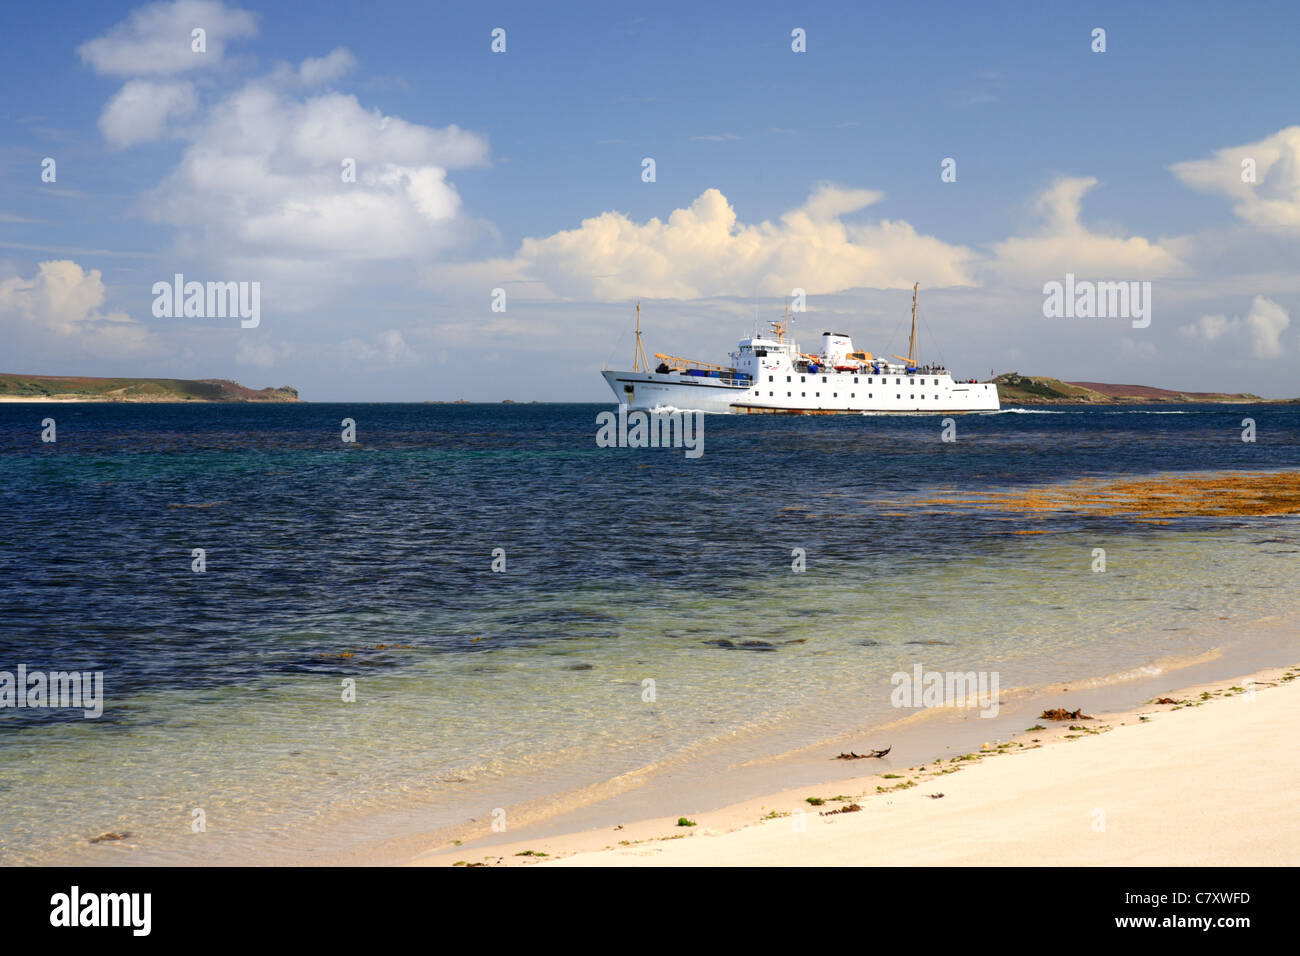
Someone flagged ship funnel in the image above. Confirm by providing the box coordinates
[820,331,855,366]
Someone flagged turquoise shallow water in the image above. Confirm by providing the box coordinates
[0,402,1297,863]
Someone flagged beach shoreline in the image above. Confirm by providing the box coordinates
[408,657,1300,867]
[15,596,1298,868]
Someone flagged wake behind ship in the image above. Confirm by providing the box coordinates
[603,284,999,414]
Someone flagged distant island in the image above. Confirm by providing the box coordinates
[0,373,299,403]
[992,373,1291,405]
[1,369,1289,406]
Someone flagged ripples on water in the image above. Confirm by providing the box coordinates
[0,402,1296,862]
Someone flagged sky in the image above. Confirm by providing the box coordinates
[2,0,1298,400]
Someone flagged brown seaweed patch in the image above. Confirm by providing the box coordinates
[891,471,1300,520]
[316,643,416,660]
[1040,708,1093,721]
[836,746,891,760]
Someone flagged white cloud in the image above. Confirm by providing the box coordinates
[296,47,356,86]
[0,260,154,356]
[432,184,979,301]
[137,83,489,275]
[1242,296,1290,358]
[78,0,258,76]
[1171,126,1300,229]
[1181,313,1235,343]
[99,79,197,148]
[1180,295,1290,358]
[990,177,1186,280]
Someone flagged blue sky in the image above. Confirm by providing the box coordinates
[3,0,1299,399]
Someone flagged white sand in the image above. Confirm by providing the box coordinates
[0,396,100,402]
[413,664,1300,867]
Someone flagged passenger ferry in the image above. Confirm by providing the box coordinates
[602,284,1000,414]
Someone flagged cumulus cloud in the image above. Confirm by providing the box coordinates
[989,177,1186,280]
[1181,313,1235,343]
[296,47,357,86]
[82,5,482,281]
[0,260,154,356]
[433,184,979,301]
[130,81,488,280]
[1170,126,1300,230]
[99,79,197,148]
[77,0,258,76]
[1180,296,1290,358]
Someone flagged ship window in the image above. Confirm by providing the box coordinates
[815,392,820,397]
[822,376,827,383]
[768,375,773,382]
[832,393,837,398]
[800,376,805,383]
[802,392,806,397]
[851,393,855,398]
[853,377,858,384]
[896,378,901,385]
[786,376,791,382]
[787,392,791,397]
[896,394,900,399]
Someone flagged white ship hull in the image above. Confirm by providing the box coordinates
[605,287,1000,414]
[603,369,1000,414]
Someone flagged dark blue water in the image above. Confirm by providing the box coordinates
[2,402,1296,716]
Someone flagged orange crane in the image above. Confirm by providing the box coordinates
[654,353,737,373]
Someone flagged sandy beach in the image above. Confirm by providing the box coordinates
[0,396,102,403]
[412,662,1300,867]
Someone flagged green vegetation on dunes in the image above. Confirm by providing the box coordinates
[993,374,1099,404]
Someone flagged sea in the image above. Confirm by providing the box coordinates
[0,401,1297,864]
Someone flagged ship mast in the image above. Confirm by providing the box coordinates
[770,303,788,344]
[908,282,919,367]
[633,300,650,372]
